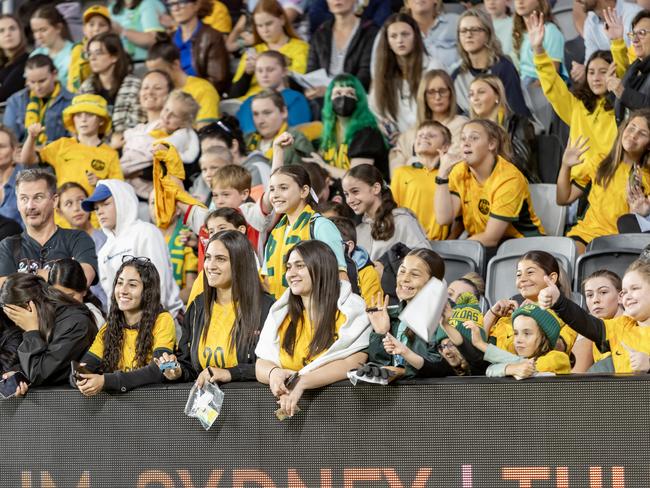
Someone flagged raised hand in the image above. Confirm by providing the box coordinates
[464,320,488,353]
[437,148,463,178]
[605,62,623,97]
[489,299,519,318]
[367,292,391,335]
[524,11,546,54]
[561,136,590,168]
[603,7,624,41]
[382,332,408,355]
[621,342,650,373]
[538,275,561,309]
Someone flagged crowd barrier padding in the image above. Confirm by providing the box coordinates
[1,375,650,487]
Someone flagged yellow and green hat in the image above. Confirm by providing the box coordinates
[62,94,112,135]
[511,303,562,346]
[83,5,111,24]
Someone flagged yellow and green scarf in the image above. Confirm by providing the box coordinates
[167,219,188,287]
[246,122,288,160]
[264,203,316,299]
[25,82,61,146]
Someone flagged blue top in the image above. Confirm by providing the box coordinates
[31,41,75,88]
[237,88,312,135]
[422,13,459,70]
[518,23,568,81]
[109,0,166,61]
[174,21,201,77]
[0,164,23,226]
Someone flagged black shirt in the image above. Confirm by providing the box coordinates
[0,52,28,103]
[0,226,98,279]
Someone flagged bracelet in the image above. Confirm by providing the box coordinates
[435,176,449,185]
[268,366,280,381]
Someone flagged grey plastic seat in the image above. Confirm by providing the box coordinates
[529,184,567,236]
[496,236,577,278]
[430,240,486,277]
[587,234,650,252]
[574,248,641,292]
[436,253,477,284]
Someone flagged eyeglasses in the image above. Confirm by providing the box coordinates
[459,27,486,36]
[438,343,456,351]
[627,28,650,41]
[425,88,450,98]
[165,0,196,8]
[121,255,152,265]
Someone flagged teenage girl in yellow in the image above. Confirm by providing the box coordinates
[557,109,650,253]
[74,257,176,395]
[540,257,650,374]
[434,119,544,248]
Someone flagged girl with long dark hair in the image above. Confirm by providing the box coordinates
[0,15,29,102]
[0,273,96,387]
[161,231,273,386]
[79,32,145,143]
[73,257,176,395]
[342,164,430,261]
[256,240,370,418]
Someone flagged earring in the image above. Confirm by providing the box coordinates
[495,99,499,104]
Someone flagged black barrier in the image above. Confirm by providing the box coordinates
[1,376,649,487]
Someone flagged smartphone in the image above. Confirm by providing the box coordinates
[158,360,179,371]
[71,361,92,381]
[0,372,30,399]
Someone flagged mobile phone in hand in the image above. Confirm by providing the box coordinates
[0,372,30,399]
[71,361,92,382]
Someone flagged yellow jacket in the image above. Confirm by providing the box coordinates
[535,51,617,165]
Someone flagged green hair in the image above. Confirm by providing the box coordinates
[320,74,384,152]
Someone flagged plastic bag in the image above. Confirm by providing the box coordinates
[184,382,224,430]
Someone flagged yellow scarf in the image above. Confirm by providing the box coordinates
[264,204,317,299]
[246,122,288,160]
[25,82,61,146]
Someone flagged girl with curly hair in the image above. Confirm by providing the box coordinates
[74,256,176,396]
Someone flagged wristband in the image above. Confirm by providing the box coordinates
[435,176,449,185]
[268,366,280,381]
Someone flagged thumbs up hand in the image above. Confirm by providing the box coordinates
[538,275,560,309]
[621,341,650,373]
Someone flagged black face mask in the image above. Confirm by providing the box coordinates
[332,95,357,117]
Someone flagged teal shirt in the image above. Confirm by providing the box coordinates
[109,0,166,61]
[31,41,75,88]
[518,23,568,81]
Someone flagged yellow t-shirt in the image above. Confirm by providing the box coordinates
[182,76,220,125]
[88,312,176,371]
[535,350,571,374]
[197,301,238,369]
[39,137,123,196]
[600,315,650,373]
[358,264,383,308]
[202,0,232,33]
[67,42,91,93]
[568,159,650,244]
[448,156,545,239]
[278,309,346,371]
[232,38,309,99]
[391,163,449,241]
[490,314,578,354]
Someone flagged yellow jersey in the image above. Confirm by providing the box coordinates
[448,156,545,238]
[278,309,346,371]
[535,350,571,374]
[88,312,176,371]
[182,76,220,125]
[599,315,650,373]
[391,162,449,240]
[39,137,123,196]
[358,263,383,308]
[197,301,238,369]
[490,314,578,354]
[568,158,650,244]
[232,38,309,99]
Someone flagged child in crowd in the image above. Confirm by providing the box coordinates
[30,5,75,88]
[448,272,485,303]
[236,50,311,134]
[329,215,384,307]
[74,258,176,395]
[68,5,112,93]
[191,146,233,205]
[21,94,122,198]
[148,191,198,304]
[540,257,650,374]
[342,164,431,261]
[434,119,544,248]
[391,121,452,241]
[572,270,623,373]
[466,303,571,378]
[484,0,513,58]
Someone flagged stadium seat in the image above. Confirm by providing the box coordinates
[586,234,650,252]
[430,239,486,277]
[574,249,641,292]
[571,291,585,310]
[553,0,579,40]
[219,99,243,117]
[529,183,567,236]
[537,133,564,184]
[485,252,573,305]
[496,236,577,277]
[437,253,477,284]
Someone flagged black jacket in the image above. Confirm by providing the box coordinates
[0,321,23,372]
[0,52,28,103]
[616,56,650,124]
[307,19,378,91]
[177,293,274,382]
[18,304,96,386]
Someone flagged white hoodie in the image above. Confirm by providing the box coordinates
[96,180,183,316]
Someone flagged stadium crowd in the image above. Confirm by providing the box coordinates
[0,0,648,416]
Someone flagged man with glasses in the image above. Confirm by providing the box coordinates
[167,0,230,94]
[0,169,97,286]
[81,179,183,318]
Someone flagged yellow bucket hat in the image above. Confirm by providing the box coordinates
[62,94,112,135]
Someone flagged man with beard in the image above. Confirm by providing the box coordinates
[0,169,97,286]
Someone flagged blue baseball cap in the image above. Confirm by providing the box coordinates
[81,185,112,212]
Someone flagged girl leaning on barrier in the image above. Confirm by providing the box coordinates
[160,231,273,387]
[256,240,370,418]
[73,256,176,396]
